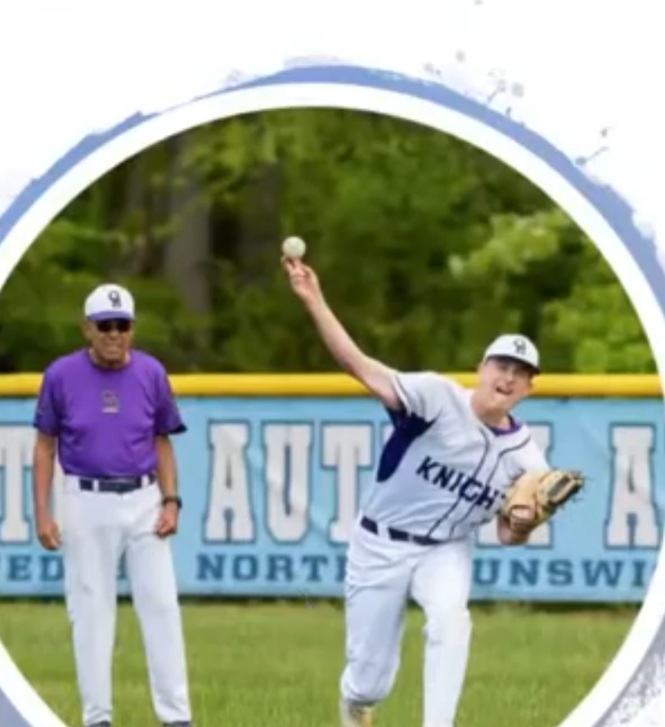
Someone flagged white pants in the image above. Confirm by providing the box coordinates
[60,476,191,726]
[341,521,473,727]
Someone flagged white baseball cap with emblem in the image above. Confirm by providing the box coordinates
[482,333,540,372]
[84,284,135,321]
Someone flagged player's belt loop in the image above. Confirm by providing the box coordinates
[360,516,379,535]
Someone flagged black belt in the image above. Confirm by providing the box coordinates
[78,473,156,494]
[360,516,443,546]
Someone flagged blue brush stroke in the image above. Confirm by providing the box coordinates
[0,112,155,243]
[0,63,662,317]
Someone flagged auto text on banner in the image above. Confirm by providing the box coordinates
[0,394,662,602]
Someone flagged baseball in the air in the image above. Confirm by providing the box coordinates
[282,236,307,259]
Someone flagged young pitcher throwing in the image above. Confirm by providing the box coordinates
[281,248,584,727]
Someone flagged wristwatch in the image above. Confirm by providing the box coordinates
[162,495,183,510]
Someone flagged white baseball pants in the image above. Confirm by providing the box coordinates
[340,521,473,727]
[60,476,192,726]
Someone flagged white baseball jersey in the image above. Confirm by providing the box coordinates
[360,370,549,542]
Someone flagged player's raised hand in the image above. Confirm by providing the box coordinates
[281,255,323,306]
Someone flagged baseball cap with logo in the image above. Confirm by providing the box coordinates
[84,284,135,322]
[482,333,540,373]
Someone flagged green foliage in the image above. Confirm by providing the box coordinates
[0,108,653,373]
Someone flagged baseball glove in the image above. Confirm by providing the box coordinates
[502,469,585,533]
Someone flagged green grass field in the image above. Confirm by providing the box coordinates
[0,600,637,727]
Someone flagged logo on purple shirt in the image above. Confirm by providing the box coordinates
[101,389,120,414]
[33,349,186,478]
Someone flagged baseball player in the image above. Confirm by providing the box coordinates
[31,284,193,727]
[282,255,582,727]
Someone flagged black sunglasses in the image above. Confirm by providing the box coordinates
[95,319,132,333]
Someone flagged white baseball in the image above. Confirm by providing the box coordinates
[282,236,306,259]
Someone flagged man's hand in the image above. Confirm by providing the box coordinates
[282,256,324,307]
[36,510,61,550]
[506,504,538,534]
[497,513,532,545]
[502,469,585,537]
[155,501,180,538]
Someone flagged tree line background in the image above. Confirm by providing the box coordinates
[0,108,653,374]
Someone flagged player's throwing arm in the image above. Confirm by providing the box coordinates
[281,238,585,727]
[31,284,194,727]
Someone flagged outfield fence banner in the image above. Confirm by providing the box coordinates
[0,391,662,603]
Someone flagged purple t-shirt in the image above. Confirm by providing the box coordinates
[33,349,186,478]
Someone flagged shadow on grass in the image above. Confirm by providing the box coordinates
[0,595,640,620]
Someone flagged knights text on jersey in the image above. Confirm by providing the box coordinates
[359,371,550,542]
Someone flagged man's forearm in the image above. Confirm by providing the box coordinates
[155,436,178,498]
[304,296,402,410]
[305,297,367,375]
[33,445,55,515]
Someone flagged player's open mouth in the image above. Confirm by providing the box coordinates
[495,386,512,396]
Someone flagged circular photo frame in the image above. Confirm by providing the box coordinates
[0,5,663,727]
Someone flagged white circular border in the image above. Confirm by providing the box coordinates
[0,80,662,727]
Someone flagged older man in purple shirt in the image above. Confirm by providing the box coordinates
[32,283,193,727]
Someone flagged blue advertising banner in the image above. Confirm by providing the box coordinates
[0,395,663,603]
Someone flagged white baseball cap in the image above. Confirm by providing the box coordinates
[482,333,540,372]
[84,284,135,321]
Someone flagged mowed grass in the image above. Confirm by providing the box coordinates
[0,600,636,727]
